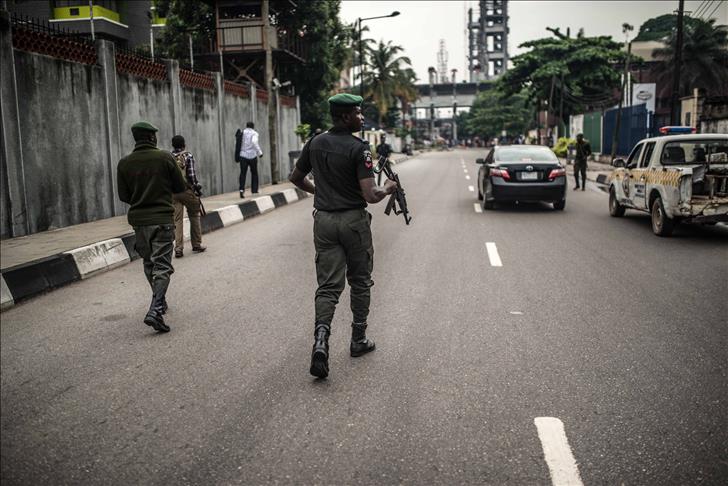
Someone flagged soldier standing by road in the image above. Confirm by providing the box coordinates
[574,133,592,191]
[375,133,393,185]
[117,121,187,333]
[289,94,398,379]
[171,135,206,258]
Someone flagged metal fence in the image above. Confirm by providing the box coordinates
[602,104,655,156]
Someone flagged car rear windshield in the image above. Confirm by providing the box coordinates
[661,140,728,165]
[496,146,558,162]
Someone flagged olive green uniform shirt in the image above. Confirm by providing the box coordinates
[117,142,187,226]
[295,128,374,211]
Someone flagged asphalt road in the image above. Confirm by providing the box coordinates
[2,149,727,485]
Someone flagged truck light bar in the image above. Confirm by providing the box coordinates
[659,126,696,135]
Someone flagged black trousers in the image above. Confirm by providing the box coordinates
[239,157,259,193]
[574,162,587,187]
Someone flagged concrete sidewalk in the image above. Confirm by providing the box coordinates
[0,151,417,310]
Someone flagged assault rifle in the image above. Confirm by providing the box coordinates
[374,155,411,225]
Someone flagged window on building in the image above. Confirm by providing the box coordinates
[55,0,118,9]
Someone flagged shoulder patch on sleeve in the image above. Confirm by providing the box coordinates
[363,149,373,169]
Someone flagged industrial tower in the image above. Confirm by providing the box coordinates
[437,39,449,84]
[468,0,509,82]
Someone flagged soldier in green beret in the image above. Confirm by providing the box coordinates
[117,121,187,333]
[289,93,398,379]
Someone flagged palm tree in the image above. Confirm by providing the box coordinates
[652,18,728,96]
[360,41,416,126]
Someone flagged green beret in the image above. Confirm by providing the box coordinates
[131,121,159,132]
[328,93,363,106]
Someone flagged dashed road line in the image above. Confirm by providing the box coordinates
[534,417,584,486]
[465,175,471,180]
[468,185,475,192]
[463,168,468,173]
[473,203,482,213]
[485,242,502,266]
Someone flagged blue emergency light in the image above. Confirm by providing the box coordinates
[659,126,696,135]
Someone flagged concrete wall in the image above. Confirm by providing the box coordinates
[0,26,300,238]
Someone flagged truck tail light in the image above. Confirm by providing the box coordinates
[548,168,566,180]
[490,168,511,180]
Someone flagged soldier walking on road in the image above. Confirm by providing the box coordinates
[171,135,206,258]
[289,94,398,379]
[375,133,393,185]
[574,133,592,191]
[117,121,187,333]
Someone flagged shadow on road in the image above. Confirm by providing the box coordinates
[486,201,563,213]
[617,214,728,242]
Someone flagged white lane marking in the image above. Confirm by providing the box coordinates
[485,242,502,267]
[465,175,471,180]
[473,203,482,213]
[509,311,523,315]
[535,417,584,486]
[468,185,475,192]
[460,158,466,165]
[463,168,469,174]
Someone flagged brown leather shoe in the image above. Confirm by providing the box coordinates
[192,246,207,253]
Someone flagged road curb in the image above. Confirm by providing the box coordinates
[0,190,310,311]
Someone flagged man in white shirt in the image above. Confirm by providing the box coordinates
[237,122,263,198]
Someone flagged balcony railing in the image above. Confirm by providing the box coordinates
[216,20,305,61]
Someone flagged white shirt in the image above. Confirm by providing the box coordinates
[240,128,263,159]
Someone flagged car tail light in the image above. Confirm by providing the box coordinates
[490,168,511,180]
[548,168,566,180]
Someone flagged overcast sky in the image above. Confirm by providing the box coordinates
[339,0,728,83]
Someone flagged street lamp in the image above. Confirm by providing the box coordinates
[357,11,400,137]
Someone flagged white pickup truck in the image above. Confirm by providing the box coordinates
[608,133,728,236]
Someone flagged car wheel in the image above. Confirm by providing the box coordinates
[482,180,495,210]
[553,199,565,210]
[651,196,674,237]
[477,181,483,200]
[609,188,626,217]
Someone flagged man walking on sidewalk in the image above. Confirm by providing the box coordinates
[573,133,592,191]
[117,121,186,333]
[289,94,397,379]
[237,122,263,198]
[171,135,206,258]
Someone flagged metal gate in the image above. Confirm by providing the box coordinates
[602,104,655,156]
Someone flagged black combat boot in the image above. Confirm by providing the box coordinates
[350,322,375,357]
[144,293,170,332]
[310,322,330,378]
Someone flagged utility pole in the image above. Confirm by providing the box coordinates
[670,0,685,125]
[452,68,458,144]
[547,76,555,146]
[611,23,633,161]
[189,33,194,70]
[89,0,95,41]
[263,0,279,184]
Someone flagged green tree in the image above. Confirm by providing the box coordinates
[652,18,728,96]
[157,1,350,129]
[277,0,351,129]
[465,87,533,141]
[633,14,702,42]
[360,41,417,127]
[156,0,215,64]
[499,29,629,119]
